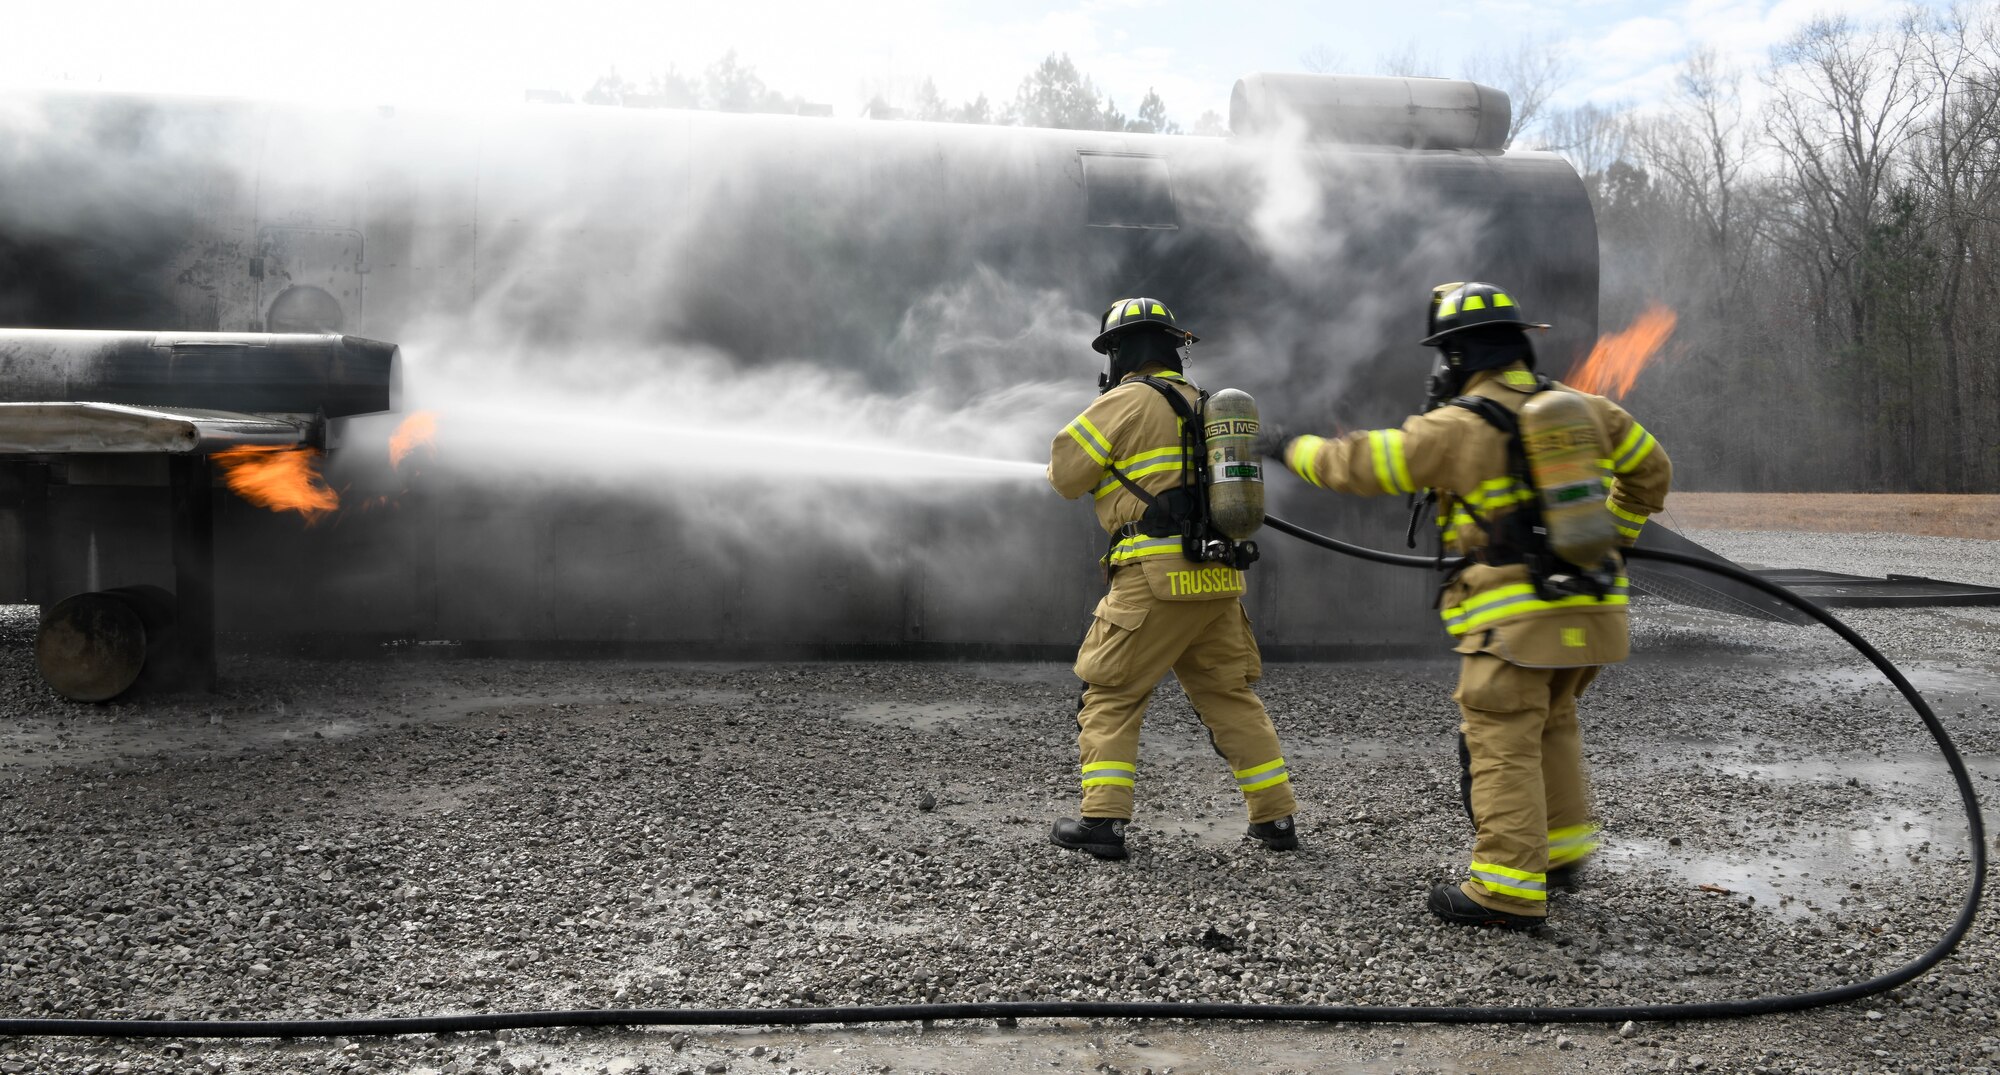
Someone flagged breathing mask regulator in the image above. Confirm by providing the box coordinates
[1418,282,1619,596]
[1091,297,1263,570]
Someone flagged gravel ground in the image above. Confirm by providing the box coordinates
[0,529,1995,1075]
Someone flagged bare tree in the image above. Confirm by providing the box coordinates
[1462,39,1572,147]
[1299,45,1347,75]
[1537,102,1629,182]
[1375,40,1442,78]
[1633,49,1755,319]
[1907,2,2000,487]
[1762,14,1930,485]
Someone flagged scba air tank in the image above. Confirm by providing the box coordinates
[1519,390,1619,568]
[1201,388,1265,542]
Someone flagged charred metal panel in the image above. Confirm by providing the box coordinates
[1752,569,2000,608]
[0,403,308,453]
[1627,524,1813,625]
[1080,154,1178,230]
[0,331,396,417]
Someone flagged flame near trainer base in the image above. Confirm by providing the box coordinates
[0,75,1616,683]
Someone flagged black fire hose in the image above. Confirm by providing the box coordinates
[0,516,1984,1039]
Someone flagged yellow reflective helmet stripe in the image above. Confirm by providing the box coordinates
[1461,294,1488,312]
[1125,301,1144,318]
[1149,303,1166,315]
[1492,292,1515,308]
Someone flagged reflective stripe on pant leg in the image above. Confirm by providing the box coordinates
[1233,757,1289,792]
[1548,822,1601,866]
[1076,677,1151,820]
[1469,860,1548,901]
[1073,572,1190,820]
[1081,760,1136,788]
[1174,600,1295,824]
[1542,665,1596,863]
[1456,654,1553,916]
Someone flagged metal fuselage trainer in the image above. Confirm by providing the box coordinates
[0,74,1618,695]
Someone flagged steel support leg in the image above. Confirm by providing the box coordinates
[168,455,215,692]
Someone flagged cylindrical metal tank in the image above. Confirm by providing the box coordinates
[0,84,1598,657]
[1230,74,1513,149]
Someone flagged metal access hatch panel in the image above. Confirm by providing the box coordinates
[1750,569,2000,609]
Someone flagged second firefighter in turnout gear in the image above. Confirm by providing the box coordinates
[1267,281,1671,927]
[1046,297,1299,860]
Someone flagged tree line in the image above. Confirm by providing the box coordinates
[572,51,1224,134]
[573,12,2000,492]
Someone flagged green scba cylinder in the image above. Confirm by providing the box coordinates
[1520,389,1619,568]
[1202,388,1265,541]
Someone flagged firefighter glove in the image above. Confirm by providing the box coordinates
[1253,424,1293,461]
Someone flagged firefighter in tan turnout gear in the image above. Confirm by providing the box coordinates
[1264,282,1671,927]
[1045,297,1298,860]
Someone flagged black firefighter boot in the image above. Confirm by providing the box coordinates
[1050,817,1128,860]
[1427,884,1543,931]
[1246,815,1300,851]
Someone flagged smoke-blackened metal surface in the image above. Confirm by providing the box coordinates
[0,90,1598,653]
[1751,568,2000,608]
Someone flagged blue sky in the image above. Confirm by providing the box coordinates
[9,0,1929,122]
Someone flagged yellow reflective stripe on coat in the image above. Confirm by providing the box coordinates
[1106,534,1183,564]
[1081,760,1136,788]
[1286,435,1327,488]
[1469,861,1547,900]
[1463,475,1534,510]
[1233,757,1291,793]
[1548,822,1602,866]
[1613,423,1658,473]
[1368,430,1414,494]
[1065,415,1113,467]
[1440,578,1631,635]
[1607,501,1649,539]
[1091,447,1190,499]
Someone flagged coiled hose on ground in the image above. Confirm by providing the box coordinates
[0,515,1984,1037]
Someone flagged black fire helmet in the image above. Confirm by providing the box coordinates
[1420,281,1550,347]
[1091,297,1199,355]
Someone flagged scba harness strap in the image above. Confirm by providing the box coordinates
[1100,377,1259,572]
[1446,379,1615,601]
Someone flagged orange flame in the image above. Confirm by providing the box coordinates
[389,410,439,469]
[1566,305,1678,399]
[212,446,339,522]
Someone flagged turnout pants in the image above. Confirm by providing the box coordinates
[1453,654,1602,917]
[1071,568,1295,823]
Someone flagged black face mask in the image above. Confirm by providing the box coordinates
[1099,331,1186,392]
[1424,351,1464,412]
